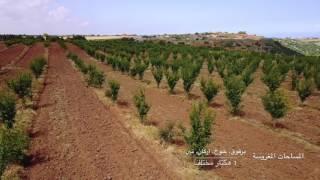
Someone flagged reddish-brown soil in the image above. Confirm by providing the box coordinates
[0,42,6,51]
[25,43,175,180]
[0,44,27,68]
[16,43,45,68]
[0,43,45,89]
[67,43,320,180]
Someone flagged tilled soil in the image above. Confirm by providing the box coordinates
[0,44,27,68]
[0,43,45,89]
[25,43,174,180]
[67,43,320,180]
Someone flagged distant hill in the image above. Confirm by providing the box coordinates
[144,32,302,56]
[276,38,320,56]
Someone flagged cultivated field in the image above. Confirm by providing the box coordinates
[0,37,319,179]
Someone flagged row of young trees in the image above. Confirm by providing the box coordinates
[0,57,47,175]
[72,39,319,126]
[70,39,320,162]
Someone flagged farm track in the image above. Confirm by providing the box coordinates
[0,44,27,68]
[25,43,175,180]
[0,43,45,89]
[67,43,320,180]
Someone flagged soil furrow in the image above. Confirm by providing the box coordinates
[25,43,174,180]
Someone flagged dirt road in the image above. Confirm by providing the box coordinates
[25,43,174,179]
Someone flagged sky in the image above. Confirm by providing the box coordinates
[0,0,319,38]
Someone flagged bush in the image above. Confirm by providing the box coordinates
[108,80,120,102]
[152,67,163,88]
[30,57,47,78]
[314,72,320,91]
[0,92,16,129]
[262,67,282,92]
[7,73,32,104]
[207,59,215,74]
[242,69,254,87]
[166,70,179,94]
[0,128,29,176]
[224,75,245,114]
[291,71,298,90]
[87,66,105,88]
[133,89,150,123]
[296,78,313,103]
[159,122,175,143]
[135,63,148,80]
[184,103,214,156]
[181,66,197,96]
[262,90,288,127]
[200,78,219,104]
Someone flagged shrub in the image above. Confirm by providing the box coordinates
[200,78,219,104]
[130,66,138,78]
[152,67,163,88]
[262,67,282,92]
[108,80,120,102]
[291,71,298,90]
[224,75,245,114]
[0,128,29,176]
[166,70,179,94]
[207,59,215,74]
[159,122,175,143]
[242,69,254,87]
[181,66,197,96]
[68,53,88,74]
[184,103,214,156]
[30,57,47,78]
[314,72,320,90]
[262,90,288,127]
[0,92,16,129]
[133,89,150,123]
[7,73,32,104]
[87,66,105,88]
[136,63,148,80]
[296,78,313,103]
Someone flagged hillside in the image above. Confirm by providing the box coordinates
[277,38,320,56]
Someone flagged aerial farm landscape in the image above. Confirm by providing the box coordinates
[0,1,319,180]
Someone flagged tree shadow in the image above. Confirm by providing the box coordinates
[22,152,48,167]
[117,100,129,108]
[209,102,224,108]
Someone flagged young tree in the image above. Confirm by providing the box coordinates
[262,90,288,127]
[181,66,197,96]
[296,78,313,104]
[152,67,163,88]
[224,75,245,115]
[184,102,215,155]
[133,89,150,123]
[30,57,47,78]
[0,92,16,129]
[166,70,179,94]
[87,66,105,88]
[242,69,254,87]
[262,67,282,92]
[314,71,320,91]
[207,59,215,74]
[200,78,219,104]
[0,128,29,175]
[107,80,120,102]
[135,63,148,80]
[291,71,298,90]
[7,73,32,104]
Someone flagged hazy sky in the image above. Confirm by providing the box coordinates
[0,0,319,37]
